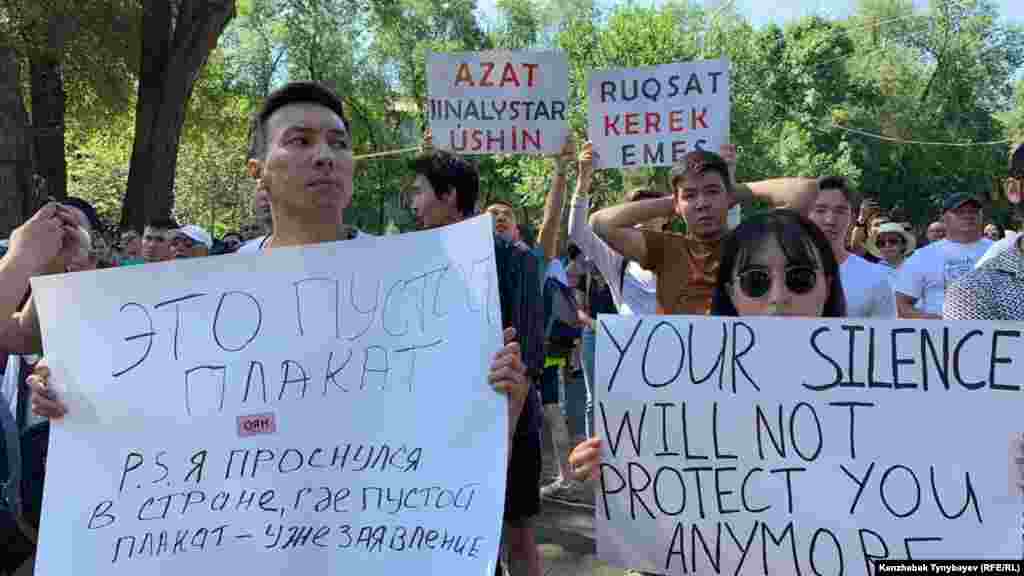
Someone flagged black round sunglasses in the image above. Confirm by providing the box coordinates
[734,266,818,299]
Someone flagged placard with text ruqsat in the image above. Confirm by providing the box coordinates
[587,59,730,169]
[427,50,570,155]
[30,215,507,576]
[595,315,1024,576]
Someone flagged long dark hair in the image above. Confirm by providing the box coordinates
[711,209,847,317]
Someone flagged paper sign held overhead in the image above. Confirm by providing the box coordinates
[588,59,730,169]
[30,216,507,576]
[427,51,570,155]
[595,314,1023,575]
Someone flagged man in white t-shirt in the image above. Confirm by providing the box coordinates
[807,176,895,318]
[894,192,992,319]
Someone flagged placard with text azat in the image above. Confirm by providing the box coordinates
[30,216,507,576]
[587,59,730,169]
[595,315,1024,575]
[427,50,570,155]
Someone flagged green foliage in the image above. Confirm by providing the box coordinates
[54,0,1024,239]
[1002,78,1024,141]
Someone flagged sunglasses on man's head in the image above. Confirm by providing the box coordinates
[734,266,818,299]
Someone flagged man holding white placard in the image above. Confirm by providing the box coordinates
[31,81,529,451]
[26,83,530,576]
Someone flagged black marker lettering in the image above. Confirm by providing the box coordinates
[730,321,758,392]
[641,321,684,388]
[114,303,156,378]
[212,291,262,352]
[154,294,205,361]
[599,318,643,392]
[829,401,873,459]
[806,326,841,391]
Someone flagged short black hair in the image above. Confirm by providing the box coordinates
[711,209,847,318]
[410,150,479,217]
[222,232,243,242]
[670,150,733,195]
[817,175,860,211]
[62,197,102,231]
[1011,143,1024,178]
[145,217,178,230]
[248,82,349,160]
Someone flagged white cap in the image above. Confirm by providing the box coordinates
[177,225,213,248]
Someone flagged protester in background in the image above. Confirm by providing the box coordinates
[409,140,543,576]
[865,222,916,289]
[895,193,992,319]
[806,176,894,318]
[481,138,591,506]
[507,137,593,505]
[567,142,662,476]
[590,147,819,316]
[861,214,890,262]
[140,218,177,263]
[65,226,96,273]
[925,220,947,243]
[0,204,81,351]
[571,144,661,316]
[569,209,846,480]
[0,197,96,353]
[170,225,213,259]
[945,143,1024,320]
[984,223,1003,241]
[221,232,243,253]
[848,197,881,257]
[0,202,90,575]
[118,230,143,265]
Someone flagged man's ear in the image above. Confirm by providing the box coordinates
[247,159,262,179]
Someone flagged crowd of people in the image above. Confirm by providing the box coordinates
[0,185,275,271]
[1,80,1023,576]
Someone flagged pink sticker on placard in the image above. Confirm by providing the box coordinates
[238,413,276,437]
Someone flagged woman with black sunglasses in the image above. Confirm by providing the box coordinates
[567,209,846,483]
[710,209,847,317]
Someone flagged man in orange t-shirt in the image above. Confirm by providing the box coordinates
[591,147,820,315]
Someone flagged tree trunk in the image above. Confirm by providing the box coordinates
[29,14,69,204]
[0,46,33,235]
[121,0,236,230]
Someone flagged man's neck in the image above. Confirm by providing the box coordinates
[948,233,981,245]
[690,230,723,245]
[269,217,349,248]
[834,244,849,265]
